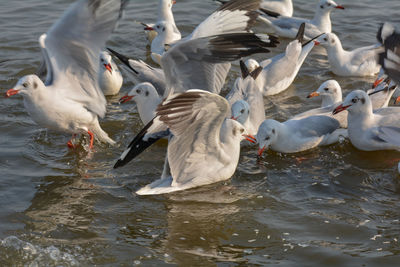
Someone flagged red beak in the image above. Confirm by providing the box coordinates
[144,26,154,31]
[335,5,345,9]
[119,95,134,104]
[243,134,256,143]
[332,104,351,115]
[314,40,320,46]
[395,96,400,105]
[172,0,176,4]
[231,116,238,120]
[372,78,384,89]
[258,146,266,156]
[104,63,112,73]
[5,88,20,97]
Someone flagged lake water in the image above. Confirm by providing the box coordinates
[1,0,400,266]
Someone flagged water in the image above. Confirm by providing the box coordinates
[1,0,400,265]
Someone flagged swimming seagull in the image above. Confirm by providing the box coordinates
[141,0,181,44]
[5,0,127,148]
[333,90,400,151]
[133,90,256,195]
[317,32,383,77]
[256,115,345,155]
[258,0,344,40]
[245,23,320,96]
[98,51,123,96]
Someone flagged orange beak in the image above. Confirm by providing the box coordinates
[333,104,351,115]
[372,78,384,89]
[104,63,112,73]
[243,134,256,143]
[395,96,400,105]
[307,92,320,98]
[258,146,266,156]
[119,95,134,104]
[5,88,20,97]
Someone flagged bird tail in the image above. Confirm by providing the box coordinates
[91,120,116,146]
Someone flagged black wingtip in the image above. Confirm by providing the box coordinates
[302,33,324,47]
[107,47,139,74]
[296,23,305,44]
[250,66,263,80]
[259,7,281,18]
[240,60,250,79]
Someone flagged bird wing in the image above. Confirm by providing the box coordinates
[42,0,127,117]
[379,29,400,85]
[287,115,340,138]
[161,33,279,95]
[156,90,230,185]
[188,0,260,40]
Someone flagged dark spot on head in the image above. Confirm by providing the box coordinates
[145,91,149,97]
[33,82,37,89]
[361,98,365,104]
[272,129,275,134]
[232,128,237,136]
[240,128,244,134]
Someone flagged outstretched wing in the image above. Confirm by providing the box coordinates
[156,90,230,185]
[188,0,260,40]
[42,0,127,117]
[161,33,279,95]
[379,27,400,85]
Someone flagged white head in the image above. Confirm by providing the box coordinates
[256,119,280,156]
[99,51,113,74]
[307,80,342,107]
[159,0,176,11]
[225,119,255,144]
[245,59,260,73]
[231,100,250,125]
[6,75,45,98]
[333,90,372,116]
[119,82,159,104]
[316,0,344,13]
[317,33,341,49]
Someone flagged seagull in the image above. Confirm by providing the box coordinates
[256,115,345,155]
[307,80,342,107]
[5,0,127,148]
[245,23,320,96]
[142,0,181,44]
[119,82,162,125]
[113,31,278,168]
[367,76,398,109]
[333,90,400,151]
[132,90,256,195]
[260,0,293,17]
[378,23,400,85]
[147,20,180,64]
[227,61,265,137]
[98,51,123,96]
[317,32,383,76]
[258,0,344,40]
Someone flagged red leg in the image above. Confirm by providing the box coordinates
[87,131,94,149]
[67,134,77,149]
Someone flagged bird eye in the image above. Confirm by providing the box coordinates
[324,38,328,41]
[136,89,141,93]
[328,3,331,6]
[352,98,358,103]
[324,88,329,91]
[22,83,28,88]
[240,109,244,114]
[320,5,324,8]
[162,28,165,32]
[265,136,270,141]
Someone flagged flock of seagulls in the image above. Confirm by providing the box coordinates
[4,0,400,195]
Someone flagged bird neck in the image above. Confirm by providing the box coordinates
[311,9,332,33]
[321,94,341,107]
[137,95,162,125]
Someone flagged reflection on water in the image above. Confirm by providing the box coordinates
[2,0,400,265]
